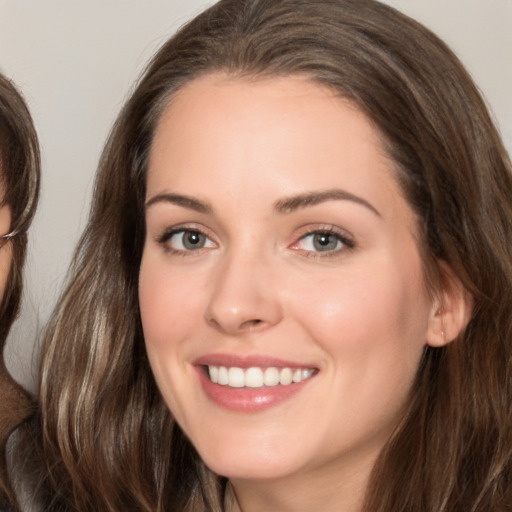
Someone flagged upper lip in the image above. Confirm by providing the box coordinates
[193,353,318,369]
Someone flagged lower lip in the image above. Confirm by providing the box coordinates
[196,367,314,413]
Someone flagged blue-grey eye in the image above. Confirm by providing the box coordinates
[169,230,214,250]
[298,232,344,252]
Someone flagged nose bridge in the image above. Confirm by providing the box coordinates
[205,241,281,334]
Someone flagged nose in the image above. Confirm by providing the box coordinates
[205,251,282,335]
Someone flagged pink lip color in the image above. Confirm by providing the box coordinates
[194,353,309,369]
[194,354,317,413]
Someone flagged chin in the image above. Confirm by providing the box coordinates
[198,444,308,481]
[208,461,296,481]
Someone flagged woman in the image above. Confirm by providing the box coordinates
[36,0,512,510]
[0,73,40,509]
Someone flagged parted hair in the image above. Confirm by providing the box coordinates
[36,0,512,510]
[0,73,40,509]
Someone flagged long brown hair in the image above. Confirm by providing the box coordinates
[36,0,512,510]
[0,73,40,508]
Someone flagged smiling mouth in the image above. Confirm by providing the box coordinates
[206,365,317,388]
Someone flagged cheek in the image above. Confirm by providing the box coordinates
[288,253,431,372]
[139,253,202,347]
[0,243,12,300]
[0,206,12,299]
[139,252,204,425]
[287,258,430,445]
[139,253,190,402]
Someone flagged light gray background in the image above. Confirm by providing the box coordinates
[1,0,511,391]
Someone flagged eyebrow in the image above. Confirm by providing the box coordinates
[274,189,381,217]
[145,188,381,217]
[145,193,212,214]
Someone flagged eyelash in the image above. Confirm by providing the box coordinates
[291,226,355,258]
[155,225,355,257]
[157,225,215,255]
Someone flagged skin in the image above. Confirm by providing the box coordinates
[0,184,16,456]
[0,187,10,300]
[139,74,454,512]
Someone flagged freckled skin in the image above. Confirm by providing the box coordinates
[139,75,438,511]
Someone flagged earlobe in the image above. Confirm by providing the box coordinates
[426,263,473,347]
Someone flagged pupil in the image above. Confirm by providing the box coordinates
[313,233,337,251]
[188,232,200,244]
[184,231,204,249]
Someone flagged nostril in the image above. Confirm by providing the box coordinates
[241,318,264,331]
[205,315,264,333]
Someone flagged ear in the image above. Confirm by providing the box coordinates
[426,262,473,347]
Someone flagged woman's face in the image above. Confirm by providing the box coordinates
[139,74,436,488]
[0,179,11,298]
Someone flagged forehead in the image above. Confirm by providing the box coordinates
[147,73,413,226]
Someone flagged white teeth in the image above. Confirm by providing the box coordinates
[301,369,315,380]
[209,365,219,384]
[245,367,263,388]
[228,367,245,388]
[206,365,316,388]
[264,367,280,386]
[218,366,229,385]
[279,367,293,385]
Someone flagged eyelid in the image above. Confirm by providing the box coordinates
[155,223,217,254]
[289,224,355,256]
